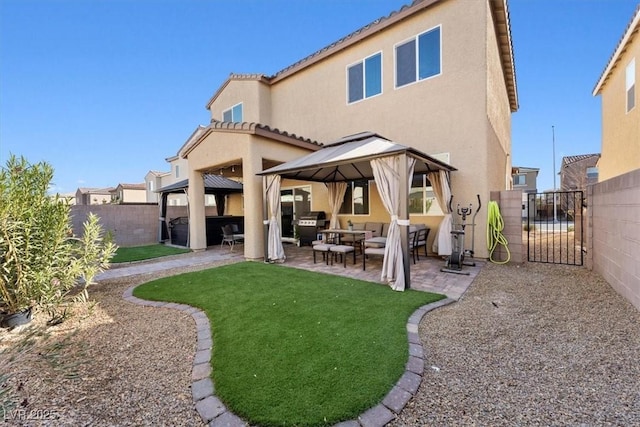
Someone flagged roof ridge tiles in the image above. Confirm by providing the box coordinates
[270,1,420,79]
[207,120,322,147]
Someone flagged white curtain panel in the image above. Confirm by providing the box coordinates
[326,182,348,230]
[428,170,452,256]
[371,155,416,292]
[266,174,285,261]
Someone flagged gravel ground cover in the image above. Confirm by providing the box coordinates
[2,257,638,426]
[391,262,640,426]
[0,261,234,426]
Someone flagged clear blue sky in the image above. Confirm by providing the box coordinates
[1,0,638,194]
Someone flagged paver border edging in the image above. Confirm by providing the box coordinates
[122,286,455,427]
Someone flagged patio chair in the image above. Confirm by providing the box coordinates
[221,224,244,251]
[413,226,430,261]
[362,246,385,270]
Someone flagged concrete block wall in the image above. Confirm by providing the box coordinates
[71,204,159,247]
[71,204,219,247]
[490,190,525,264]
[588,168,640,310]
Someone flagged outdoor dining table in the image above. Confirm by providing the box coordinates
[320,229,373,245]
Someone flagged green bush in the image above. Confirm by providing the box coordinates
[0,155,116,324]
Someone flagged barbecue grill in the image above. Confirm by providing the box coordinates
[296,211,326,246]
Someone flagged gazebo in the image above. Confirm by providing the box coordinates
[156,174,243,244]
[258,132,456,291]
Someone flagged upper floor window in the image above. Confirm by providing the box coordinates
[514,174,526,186]
[223,103,243,122]
[347,52,382,103]
[410,174,443,216]
[626,59,635,113]
[175,165,180,178]
[147,181,154,191]
[339,180,370,215]
[395,26,441,88]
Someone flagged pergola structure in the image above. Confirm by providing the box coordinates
[258,132,456,291]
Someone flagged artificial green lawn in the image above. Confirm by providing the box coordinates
[134,262,445,426]
[110,244,191,263]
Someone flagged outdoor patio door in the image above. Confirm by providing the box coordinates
[280,186,311,238]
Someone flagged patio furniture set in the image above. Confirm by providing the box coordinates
[312,222,430,268]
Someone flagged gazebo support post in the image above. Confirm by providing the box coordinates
[262,176,270,262]
[399,153,411,289]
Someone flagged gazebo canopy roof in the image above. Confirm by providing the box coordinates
[258,132,456,182]
[157,174,243,194]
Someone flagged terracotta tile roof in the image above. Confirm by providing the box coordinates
[180,120,322,158]
[77,187,114,194]
[118,183,146,190]
[593,4,640,95]
[561,154,601,166]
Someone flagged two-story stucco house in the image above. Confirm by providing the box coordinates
[512,166,538,219]
[177,0,518,260]
[110,183,147,204]
[593,5,639,181]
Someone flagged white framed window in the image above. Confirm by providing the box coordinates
[147,181,154,191]
[409,174,443,216]
[514,174,526,186]
[395,25,441,88]
[175,165,180,178]
[223,103,243,122]
[340,180,370,215]
[626,58,635,113]
[347,52,382,103]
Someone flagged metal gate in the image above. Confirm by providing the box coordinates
[526,191,584,265]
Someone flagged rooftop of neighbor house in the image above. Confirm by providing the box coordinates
[561,154,601,166]
[513,166,540,173]
[77,187,115,194]
[117,183,146,190]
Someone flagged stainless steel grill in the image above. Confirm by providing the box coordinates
[296,211,326,246]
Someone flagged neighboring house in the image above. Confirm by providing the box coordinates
[593,5,640,181]
[176,0,518,259]
[145,129,210,206]
[75,187,113,205]
[110,183,147,204]
[144,170,166,203]
[560,154,601,191]
[512,166,539,219]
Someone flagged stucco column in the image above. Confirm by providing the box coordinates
[243,151,265,259]
[188,170,207,251]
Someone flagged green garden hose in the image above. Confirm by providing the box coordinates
[487,201,510,264]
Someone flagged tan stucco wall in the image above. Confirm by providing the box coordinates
[598,34,639,181]
[186,132,317,258]
[209,79,272,124]
[267,0,501,258]
[121,188,147,203]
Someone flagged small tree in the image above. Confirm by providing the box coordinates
[0,155,116,325]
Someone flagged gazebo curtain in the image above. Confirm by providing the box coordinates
[266,174,285,261]
[371,155,416,291]
[428,170,452,256]
[326,182,348,230]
